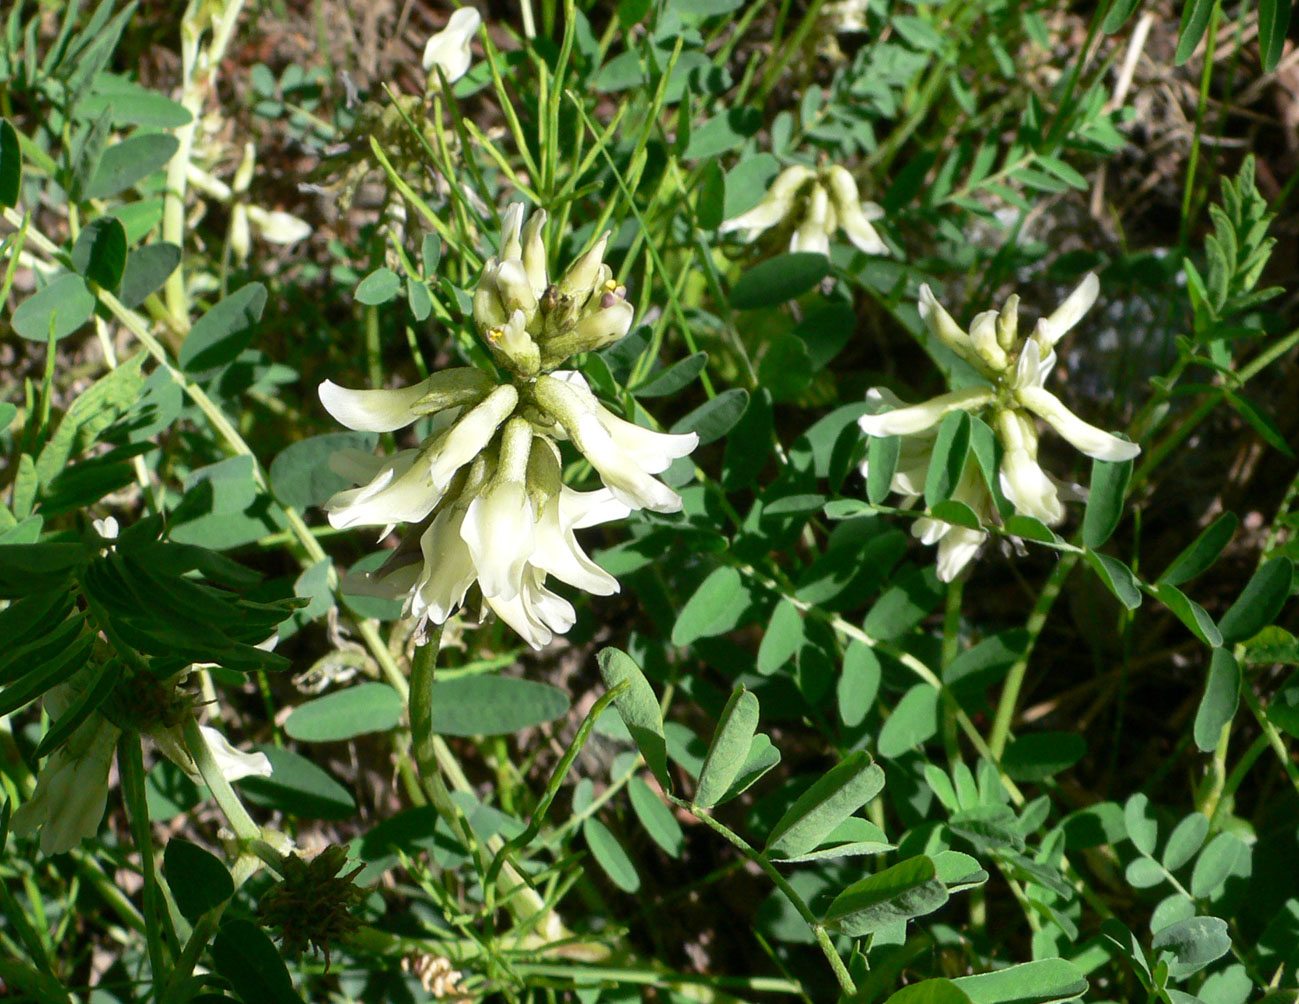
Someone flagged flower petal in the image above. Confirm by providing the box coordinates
[422,6,481,81]
[1016,386,1141,462]
[319,378,435,432]
[1037,272,1099,347]
[857,386,995,438]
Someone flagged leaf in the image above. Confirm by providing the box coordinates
[118,242,181,308]
[211,919,305,1004]
[1162,813,1210,871]
[0,119,21,207]
[355,267,401,305]
[1175,0,1214,63]
[10,273,96,342]
[1084,550,1143,610]
[1225,390,1293,456]
[757,598,804,675]
[720,733,781,801]
[720,387,773,489]
[878,684,940,757]
[269,432,378,510]
[867,434,901,505]
[283,683,404,742]
[695,687,760,808]
[163,838,234,923]
[1082,454,1133,549]
[883,980,974,1004]
[774,816,893,863]
[240,746,356,820]
[431,675,570,736]
[70,216,127,291]
[1002,731,1086,782]
[1190,832,1245,898]
[838,640,880,728]
[633,352,708,398]
[730,252,831,309]
[822,855,949,936]
[1152,915,1232,978]
[696,158,724,229]
[923,411,970,508]
[1125,793,1158,855]
[765,750,885,859]
[1218,557,1293,644]
[1160,513,1237,586]
[1004,514,1062,545]
[952,958,1088,1004]
[1155,583,1223,647]
[1193,648,1240,752]
[178,283,268,373]
[583,818,640,892]
[628,775,684,857]
[863,564,945,640]
[1259,0,1292,71]
[597,647,670,790]
[672,566,748,646]
[671,388,749,445]
[84,133,180,199]
[1102,0,1143,31]
[757,333,815,402]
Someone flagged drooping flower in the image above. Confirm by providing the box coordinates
[323,204,697,649]
[857,275,1139,573]
[12,675,270,856]
[720,164,888,256]
[422,7,482,85]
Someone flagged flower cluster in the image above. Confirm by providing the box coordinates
[12,670,270,856]
[858,275,1140,580]
[720,163,888,257]
[322,205,697,649]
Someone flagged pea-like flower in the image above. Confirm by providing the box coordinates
[422,7,482,85]
[858,275,1139,571]
[323,205,697,649]
[12,676,270,856]
[719,164,888,257]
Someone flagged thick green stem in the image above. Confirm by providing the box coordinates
[181,716,260,846]
[117,731,173,993]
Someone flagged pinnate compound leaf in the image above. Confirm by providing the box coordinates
[211,919,305,1004]
[284,683,404,742]
[1193,648,1240,752]
[951,958,1088,1003]
[823,855,949,936]
[694,687,760,808]
[164,838,234,923]
[1217,557,1293,644]
[598,647,670,790]
[766,750,885,859]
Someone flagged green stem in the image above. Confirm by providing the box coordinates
[988,552,1080,759]
[117,731,173,994]
[668,796,855,997]
[181,716,260,846]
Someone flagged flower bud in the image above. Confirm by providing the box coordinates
[996,293,1019,351]
[484,309,541,377]
[969,309,1008,371]
[521,209,549,296]
[230,203,251,264]
[559,231,612,300]
[492,259,539,318]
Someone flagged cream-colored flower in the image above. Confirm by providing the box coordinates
[422,7,482,84]
[858,275,1139,566]
[720,163,888,256]
[321,206,696,649]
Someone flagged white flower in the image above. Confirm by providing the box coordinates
[858,274,1140,560]
[720,163,888,257]
[12,681,269,856]
[532,372,698,513]
[422,7,481,83]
